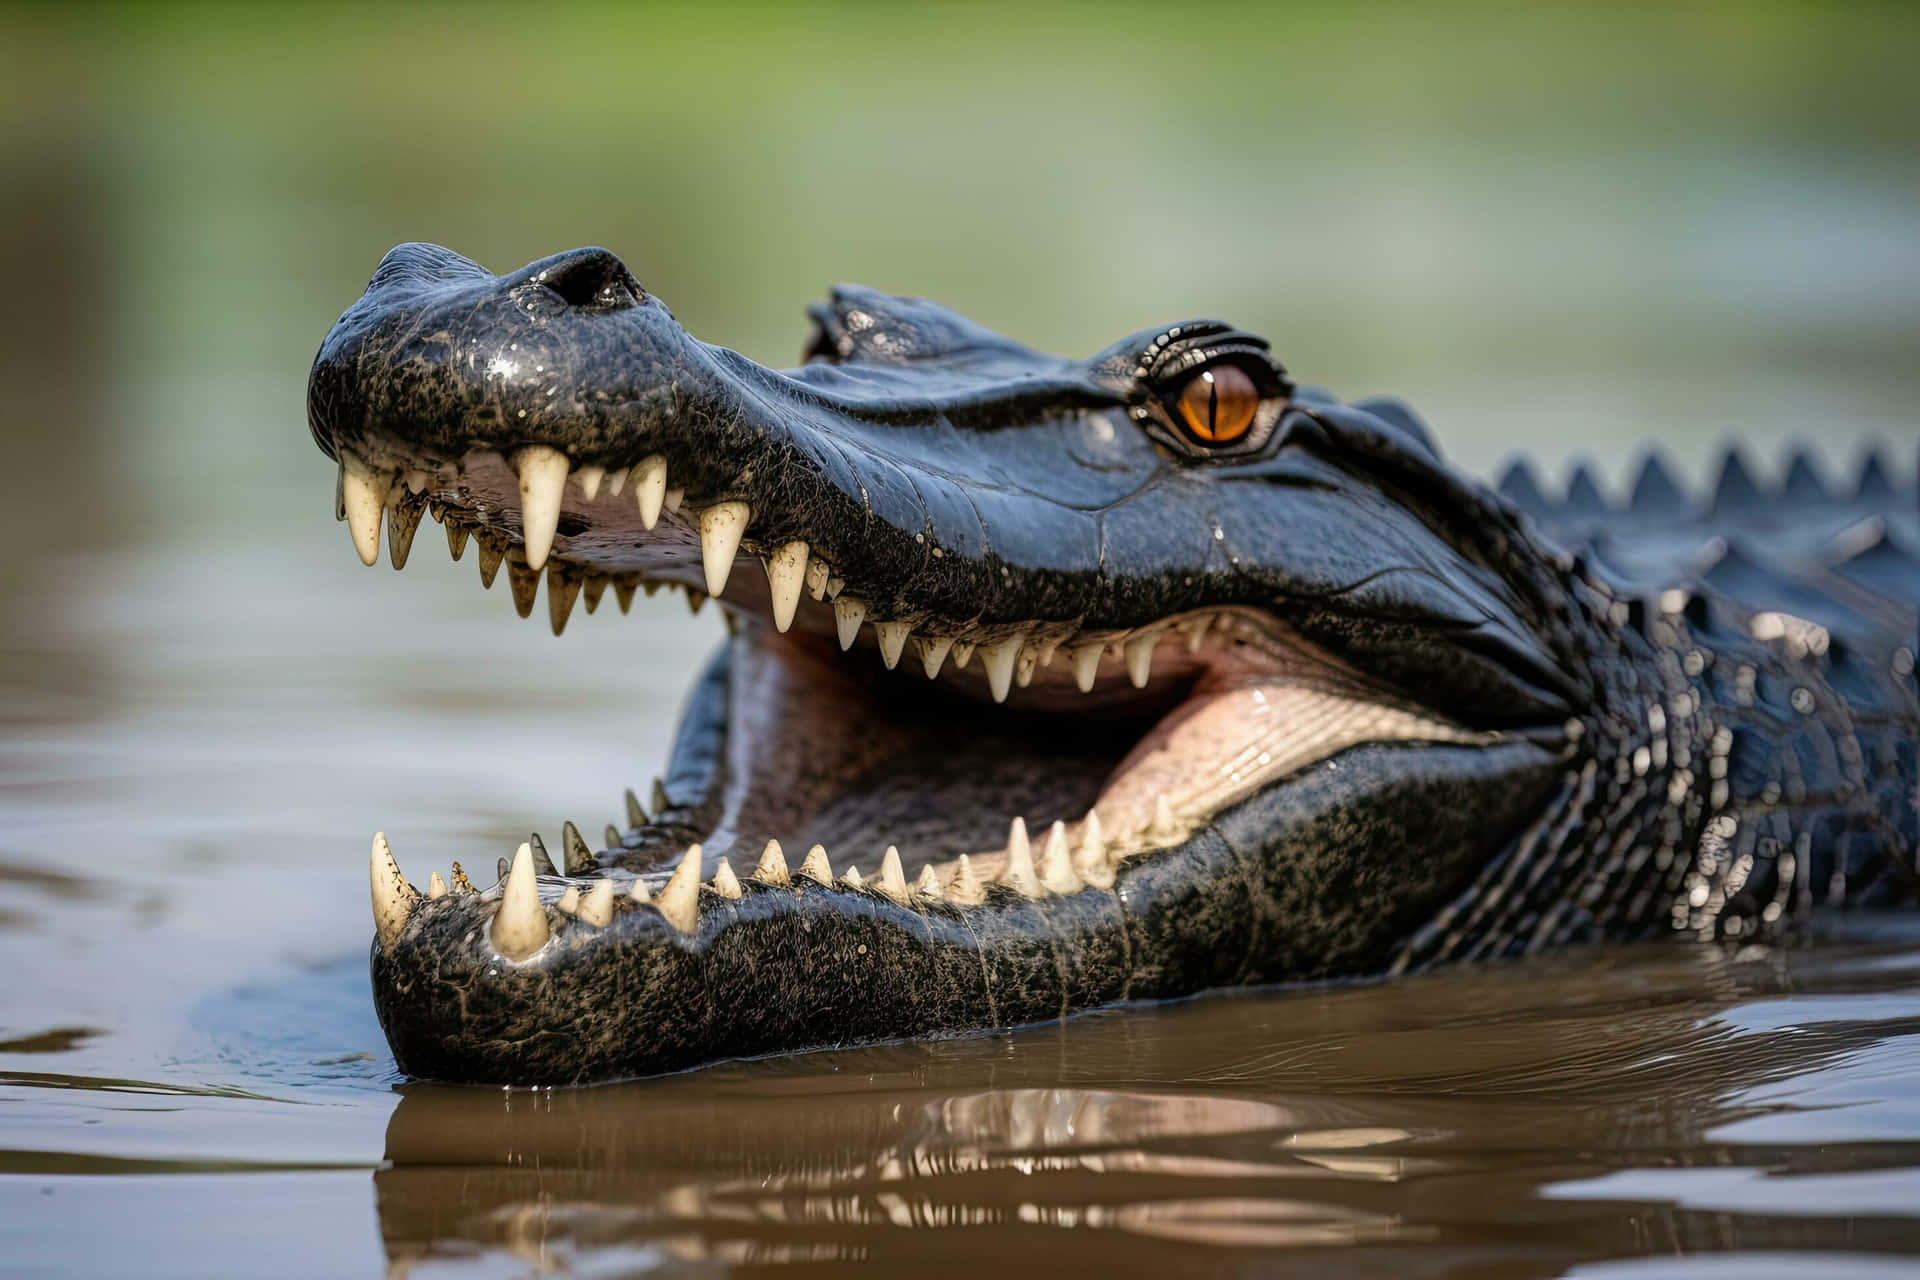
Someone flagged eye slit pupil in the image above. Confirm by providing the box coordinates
[1175,364,1258,445]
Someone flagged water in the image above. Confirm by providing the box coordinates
[4,5,1920,1276]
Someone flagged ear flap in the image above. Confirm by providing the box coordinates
[803,285,1043,367]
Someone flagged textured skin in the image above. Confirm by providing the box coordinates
[312,245,1920,1084]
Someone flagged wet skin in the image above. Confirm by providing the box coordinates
[308,244,1920,1084]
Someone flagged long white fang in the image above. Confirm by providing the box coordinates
[878,847,908,903]
[575,465,605,500]
[1000,816,1039,895]
[948,854,985,905]
[370,832,420,951]
[799,844,834,885]
[1125,633,1156,689]
[578,877,616,925]
[427,870,447,900]
[834,598,867,650]
[1074,811,1112,888]
[1038,820,1079,894]
[699,501,751,597]
[875,621,911,670]
[341,453,390,567]
[981,633,1025,703]
[754,839,791,886]
[764,542,809,632]
[633,455,668,529]
[711,857,742,899]
[656,843,702,933]
[1072,644,1103,693]
[512,445,570,570]
[490,843,550,960]
[918,635,954,678]
[916,865,943,898]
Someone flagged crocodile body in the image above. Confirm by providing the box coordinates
[308,244,1920,1084]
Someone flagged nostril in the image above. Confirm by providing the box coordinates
[538,248,645,310]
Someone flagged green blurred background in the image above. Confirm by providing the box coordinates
[2,1,1916,563]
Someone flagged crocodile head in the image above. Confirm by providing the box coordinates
[310,243,1588,1084]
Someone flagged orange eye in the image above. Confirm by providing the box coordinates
[1175,364,1259,444]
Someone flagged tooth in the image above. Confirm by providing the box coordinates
[633,454,668,529]
[1072,644,1102,692]
[916,865,943,899]
[575,465,605,500]
[629,877,652,902]
[561,821,595,875]
[664,489,685,515]
[1039,820,1080,894]
[952,641,975,669]
[805,557,832,601]
[698,501,750,596]
[1180,615,1211,653]
[709,856,743,900]
[840,865,864,888]
[1014,644,1038,688]
[799,844,834,885]
[491,842,550,960]
[369,832,420,951]
[652,778,670,814]
[656,843,702,933]
[948,854,985,905]
[387,502,422,570]
[753,839,791,886]
[427,870,448,900]
[450,861,474,893]
[578,877,616,926]
[556,885,581,914]
[876,847,909,903]
[917,635,954,678]
[1074,811,1113,888]
[625,789,647,828]
[834,597,867,650]
[981,633,1026,703]
[496,856,509,885]
[613,578,638,613]
[685,588,706,615]
[547,565,581,635]
[875,621,911,669]
[512,445,569,571]
[825,576,845,599]
[582,576,607,613]
[1000,817,1040,895]
[764,542,809,632]
[507,554,541,618]
[604,824,621,849]
[606,466,628,496]
[446,521,469,561]
[1147,795,1181,844]
[478,539,505,588]
[1035,636,1062,667]
[405,468,429,495]
[340,452,390,567]
[1125,633,1157,688]
[528,832,557,876]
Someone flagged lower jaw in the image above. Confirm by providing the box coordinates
[372,736,1564,1085]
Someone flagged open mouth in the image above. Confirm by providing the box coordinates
[317,243,1569,1083]
[346,440,1486,934]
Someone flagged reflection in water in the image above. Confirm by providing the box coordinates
[375,939,1920,1276]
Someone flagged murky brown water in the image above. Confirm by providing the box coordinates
[6,539,1920,1278]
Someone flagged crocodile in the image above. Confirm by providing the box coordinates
[308,243,1920,1085]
